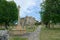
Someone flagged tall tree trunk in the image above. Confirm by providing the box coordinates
[48,23,50,28]
[45,24,48,28]
[45,23,48,28]
[45,23,50,28]
[5,22,9,29]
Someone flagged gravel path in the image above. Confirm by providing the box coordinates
[28,25,41,40]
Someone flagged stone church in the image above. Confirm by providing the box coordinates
[20,16,36,27]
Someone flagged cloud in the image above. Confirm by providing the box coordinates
[6,0,12,1]
[27,0,36,7]
[13,0,42,21]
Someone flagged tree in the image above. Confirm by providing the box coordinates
[0,0,18,29]
[40,0,60,28]
[35,21,41,25]
[40,0,51,28]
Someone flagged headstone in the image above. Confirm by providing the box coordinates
[0,30,9,40]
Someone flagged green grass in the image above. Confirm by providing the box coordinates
[26,25,38,32]
[10,36,28,40]
[40,27,60,40]
[0,28,5,30]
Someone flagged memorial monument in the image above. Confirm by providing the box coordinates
[9,5,26,35]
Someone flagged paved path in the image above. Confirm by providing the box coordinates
[14,25,41,40]
[28,25,41,40]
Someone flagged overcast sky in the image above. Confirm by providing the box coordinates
[7,0,43,21]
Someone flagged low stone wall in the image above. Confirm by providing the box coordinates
[9,30,26,36]
[0,30,9,40]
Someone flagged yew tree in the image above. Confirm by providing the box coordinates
[0,0,18,29]
[40,0,60,28]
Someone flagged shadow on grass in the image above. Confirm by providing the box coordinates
[45,27,60,30]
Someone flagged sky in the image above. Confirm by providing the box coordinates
[7,0,43,22]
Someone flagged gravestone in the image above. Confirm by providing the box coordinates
[0,30,9,40]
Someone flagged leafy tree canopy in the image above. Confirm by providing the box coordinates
[0,0,18,29]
